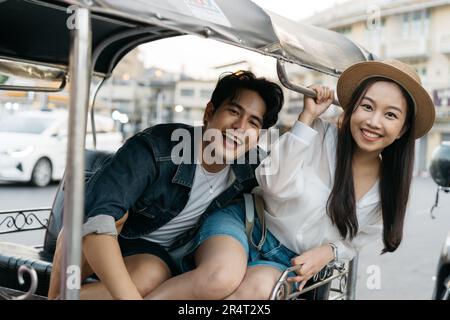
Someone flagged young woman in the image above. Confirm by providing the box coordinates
[146,59,435,300]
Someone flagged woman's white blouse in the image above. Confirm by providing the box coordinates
[255,118,383,261]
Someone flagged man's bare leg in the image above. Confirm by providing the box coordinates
[145,235,247,300]
[225,266,281,300]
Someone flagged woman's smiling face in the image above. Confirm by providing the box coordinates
[350,80,409,155]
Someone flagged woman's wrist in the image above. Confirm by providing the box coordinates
[298,112,316,127]
[327,243,338,264]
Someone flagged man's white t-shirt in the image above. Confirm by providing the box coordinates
[140,164,233,249]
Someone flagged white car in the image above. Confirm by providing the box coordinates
[0,110,124,187]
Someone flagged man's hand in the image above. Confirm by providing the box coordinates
[287,244,335,291]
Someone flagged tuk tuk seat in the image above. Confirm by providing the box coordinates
[0,149,113,296]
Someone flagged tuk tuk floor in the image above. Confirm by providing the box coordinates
[0,287,47,300]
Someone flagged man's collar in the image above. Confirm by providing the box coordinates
[171,161,255,188]
[172,162,196,188]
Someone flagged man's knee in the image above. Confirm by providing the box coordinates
[192,264,244,299]
[247,279,275,299]
[126,254,171,297]
[236,271,278,300]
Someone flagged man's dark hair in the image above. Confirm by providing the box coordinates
[210,70,284,129]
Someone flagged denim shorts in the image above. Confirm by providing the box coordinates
[190,201,299,274]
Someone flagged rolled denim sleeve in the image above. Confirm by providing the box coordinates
[82,215,117,237]
[83,135,156,229]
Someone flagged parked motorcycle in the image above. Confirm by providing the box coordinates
[429,141,450,300]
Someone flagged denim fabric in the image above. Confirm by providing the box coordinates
[189,201,299,273]
[84,123,263,250]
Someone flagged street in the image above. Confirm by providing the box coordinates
[0,176,449,299]
[355,176,450,300]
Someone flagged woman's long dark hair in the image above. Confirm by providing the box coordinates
[326,77,416,254]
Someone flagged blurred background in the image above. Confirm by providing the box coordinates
[1,0,449,299]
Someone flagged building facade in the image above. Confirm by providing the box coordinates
[172,79,216,125]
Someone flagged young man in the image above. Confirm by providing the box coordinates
[48,71,284,300]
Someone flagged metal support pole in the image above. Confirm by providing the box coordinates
[346,253,359,300]
[276,60,340,106]
[60,7,92,300]
[156,89,163,124]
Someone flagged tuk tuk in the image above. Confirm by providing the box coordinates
[0,0,373,300]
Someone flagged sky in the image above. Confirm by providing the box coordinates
[252,0,345,21]
[138,0,343,79]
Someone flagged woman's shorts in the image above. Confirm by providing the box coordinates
[190,201,299,274]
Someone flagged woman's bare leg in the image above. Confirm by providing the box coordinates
[145,235,247,300]
[225,266,281,300]
[80,254,171,300]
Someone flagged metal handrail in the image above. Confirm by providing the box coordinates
[276,59,341,106]
[0,208,51,235]
[0,80,67,92]
[0,266,39,300]
[270,256,358,300]
[290,270,348,298]
[270,264,329,300]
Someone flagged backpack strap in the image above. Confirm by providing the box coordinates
[244,193,267,251]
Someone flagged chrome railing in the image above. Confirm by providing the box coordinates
[0,208,51,234]
[270,255,358,300]
[0,266,39,300]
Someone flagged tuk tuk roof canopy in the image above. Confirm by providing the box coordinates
[0,0,372,79]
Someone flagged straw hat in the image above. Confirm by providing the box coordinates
[336,59,435,139]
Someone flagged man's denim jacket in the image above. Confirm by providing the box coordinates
[83,123,263,250]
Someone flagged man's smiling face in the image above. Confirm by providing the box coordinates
[203,89,266,164]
